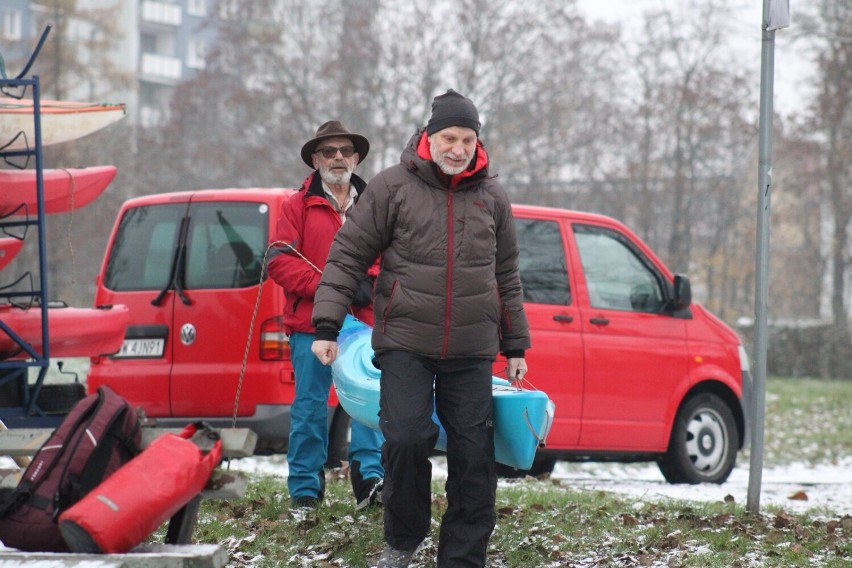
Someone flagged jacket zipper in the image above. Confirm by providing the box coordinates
[443,192,454,357]
[496,285,504,340]
[382,280,398,334]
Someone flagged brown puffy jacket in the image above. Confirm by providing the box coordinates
[313,129,530,359]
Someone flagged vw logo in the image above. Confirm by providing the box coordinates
[180,323,196,346]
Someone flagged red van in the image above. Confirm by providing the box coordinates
[499,205,750,483]
[89,192,750,483]
[87,189,301,454]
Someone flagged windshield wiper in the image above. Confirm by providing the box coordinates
[151,216,192,306]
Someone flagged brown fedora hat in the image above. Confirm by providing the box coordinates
[300,120,370,168]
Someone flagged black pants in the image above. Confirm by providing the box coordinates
[377,351,496,568]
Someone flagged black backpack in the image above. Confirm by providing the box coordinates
[0,385,141,552]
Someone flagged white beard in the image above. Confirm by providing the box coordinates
[319,162,354,185]
[430,139,473,176]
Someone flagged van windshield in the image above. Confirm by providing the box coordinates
[104,201,269,291]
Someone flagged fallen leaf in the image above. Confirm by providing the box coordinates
[774,511,795,528]
[658,530,682,549]
[710,513,733,527]
[788,490,808,501]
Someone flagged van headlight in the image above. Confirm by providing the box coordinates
[738,345,751,373]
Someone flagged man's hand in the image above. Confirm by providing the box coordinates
[506,357,528,384]
[312,340,339,365]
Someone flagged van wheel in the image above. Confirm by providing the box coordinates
[658,393,738,484]
[327,407,352,468]
[495,454,557,479]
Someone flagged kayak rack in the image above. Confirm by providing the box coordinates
[0,26,62,427]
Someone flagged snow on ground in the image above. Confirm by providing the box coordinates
[228,455,852,517]
[549,458,852,516]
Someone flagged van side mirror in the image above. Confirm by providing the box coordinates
[672,274,692,310]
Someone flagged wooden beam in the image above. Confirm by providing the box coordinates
[140,428,257,458]
[0,418,32,467]
[0,427,257,458]
[0,543,227,567]
[202,468,249,500]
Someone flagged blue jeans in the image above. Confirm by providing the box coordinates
[287,332,384,500]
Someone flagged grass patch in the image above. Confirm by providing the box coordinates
[186,376,852,566]
[129,374,852,566]
[759,377,852,465]
[192,472,852,567]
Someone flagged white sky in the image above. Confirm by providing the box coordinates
[574,0,809,117]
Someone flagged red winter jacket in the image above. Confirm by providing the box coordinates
[267,171,376,334]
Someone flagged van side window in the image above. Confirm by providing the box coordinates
[515,218,570,305]
[104,204,183,291]
[574,224,664,313]
[184,203,267,289]
[104,202,269,292]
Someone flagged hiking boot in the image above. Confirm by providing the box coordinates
[356,477,383,511]
[376,545,415,568]
[290,495,319,510]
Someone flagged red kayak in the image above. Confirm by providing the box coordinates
[0,237,23,270]
[0,303,129,360]
[0,166,117,216]
[0,98,126,151]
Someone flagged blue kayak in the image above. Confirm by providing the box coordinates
[332,315,555,470]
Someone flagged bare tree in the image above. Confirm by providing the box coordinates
[809,3,852,326]
[786,0,852,376]
[13,0,834,330]
[608,1,755,282]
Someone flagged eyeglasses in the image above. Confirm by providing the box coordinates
[314,145,355,159]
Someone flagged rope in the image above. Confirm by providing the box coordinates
[230,240,322,429]
[508,374,550,447]
[515,375,539,391]
[62,169,76,286]
[522,403,553,448]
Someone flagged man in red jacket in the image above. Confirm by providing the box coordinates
[267,121,383,510]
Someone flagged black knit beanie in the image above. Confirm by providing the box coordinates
[426,89,481,136]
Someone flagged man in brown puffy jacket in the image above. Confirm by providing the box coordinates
[311,90,530,568]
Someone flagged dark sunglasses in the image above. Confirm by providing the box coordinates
[315,145,355,159]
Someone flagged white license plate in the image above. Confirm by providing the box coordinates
[113,338,165,358]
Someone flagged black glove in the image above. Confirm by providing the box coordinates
[352,276,374,307]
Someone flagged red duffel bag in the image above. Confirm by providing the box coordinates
[57,422,223,554]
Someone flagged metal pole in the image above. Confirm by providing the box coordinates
[747,0,782,514]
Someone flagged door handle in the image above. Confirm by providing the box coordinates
[553,314,573,323]
[589,317,610,325]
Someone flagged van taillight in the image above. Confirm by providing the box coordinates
[260,316,290,361]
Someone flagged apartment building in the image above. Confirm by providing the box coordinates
[0,0,215,127]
